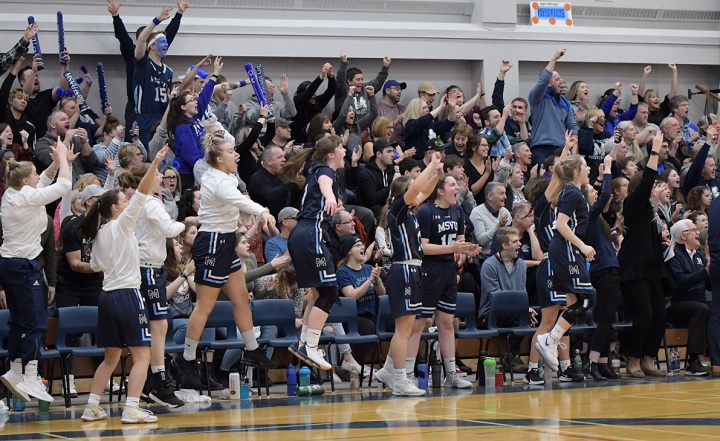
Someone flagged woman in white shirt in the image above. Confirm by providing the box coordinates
[170,131,277,390]
[131,163,185,408]
[77,146,169,425]
[0,137,71,405]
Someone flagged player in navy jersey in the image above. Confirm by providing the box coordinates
[134,8,174,147]
[535,155,596,378]
[373,153,445,395]
[416,173,480,389]
[287,135,347,370]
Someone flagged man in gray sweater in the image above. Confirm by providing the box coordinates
[470,182,511,262]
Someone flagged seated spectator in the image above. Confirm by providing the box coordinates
[160,165,181,220]
[444,124,473,158]
[665,219,711,376]
[470,182,511,262]
[686,186,712,215]
[362,116,413,164]
[336,236,385,371]
[478,227,531,373]
[265,207,298,262]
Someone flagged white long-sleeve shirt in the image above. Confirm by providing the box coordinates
[0,171,71,260]
[90,192,148,291]
[199,167,267,234]
[135,196,185,267]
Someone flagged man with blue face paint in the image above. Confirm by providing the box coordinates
[133,7,175,147]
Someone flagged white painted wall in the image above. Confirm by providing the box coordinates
[0,0,717,124]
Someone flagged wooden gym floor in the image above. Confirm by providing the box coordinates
[2,374,720,440]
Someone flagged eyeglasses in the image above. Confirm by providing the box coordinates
[520,211,533,219]
[339,220,354,225]
[163,176,177,181]
[682,228,699,234]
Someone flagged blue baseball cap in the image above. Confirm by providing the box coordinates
[178,65,209,81]
[383,80,407,92]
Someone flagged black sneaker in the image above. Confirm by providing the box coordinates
[170,357,203,390]
[524,368,545,385]
[685,360,710,376]
[242,348,279,369]
[558,366,585,382]
[203,364,225,391]
[150,384,185,408]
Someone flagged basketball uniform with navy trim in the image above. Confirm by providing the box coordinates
[416,202,465,317]
[386,197,423,318]
[549,184,594,296]
[134,54,173,146]
[534,194,564,307]
[288,163,340,288]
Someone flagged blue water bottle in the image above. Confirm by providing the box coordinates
[298,366,311,388]
[12,394,25,412]
[417,363,429,389]
[240,375,250,399]
[286,365,297,396]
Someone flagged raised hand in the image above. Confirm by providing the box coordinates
[643,65,652,75]
[212,56,223,76]
[106,154,117,173]
[630,84,638,95]
[177,0,190,13]
[340,51,347,62]
[668,63,677,71]
[365,85,375,97]
[279,74,289,94]
[552,49,566,61]
[500,59,513,73]
[154,144,170,163]
[158,6,173,22]
[107,0,121,16]
[24,23,39,42]
[383,56,392,67]
[321,63,331,79]
[11,56,25,76]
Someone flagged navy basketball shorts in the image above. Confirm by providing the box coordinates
[387,263,422,319]
[140,266,169,320]
[420,260,458,318]
[97,288,151,348]
[192,231,242,288]
[537,258,566,309]
[288,221,337,288]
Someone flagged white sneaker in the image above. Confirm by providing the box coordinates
[393,378,426,396]
[17,376,54,402]
[1,370,29,402]
[0,399,8,414]
[373,367,395,390]
[444,372,473,389]
[81,404,108,421]
[341,359,362,375]
[65,374,78,398]
[121,406,158,424]
[105,380,121,394]
[534,333,559,371]
[406,373,418,387]
[305,346,332,371]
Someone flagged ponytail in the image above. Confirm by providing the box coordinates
[78,188,122,240]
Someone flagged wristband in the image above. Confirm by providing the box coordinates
[180,272,187,279]
[152,17,161,26]
[480,93,486,97]
[649,151,659,156]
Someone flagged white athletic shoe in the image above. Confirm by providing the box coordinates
[0,399,8,414]
[534,333,560,372]
[444,372,473,389]
[105,380,121,394]
[1,370,29,402]
[406,373,419,387]
[121,406,158,424]
[305,346,332,371]
[17,376,54,402]
[373,367,395,390]
[81,404,108,422]
[392,378,426,396]
[65,374,78,398]
[341,359,362,375]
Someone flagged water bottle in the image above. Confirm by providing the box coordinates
[286,365,297,396]
[38,378,51,411]
[417,363,429,389]
[298,366,311,387]
[670,347,679,374]
[12,394,25,412]
[431,358,443,388]
[573,349,583,373]
[478,351,489,387]
[483,357,496,389]
[296,384,325,396]
[349,371,360,391]
[229,370,240,400]
[495,365,504,387]
[240,375,250,399]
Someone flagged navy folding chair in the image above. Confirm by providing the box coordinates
[487,290,537,382]
[454,292,499,378]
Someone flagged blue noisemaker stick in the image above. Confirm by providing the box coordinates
[244,63,266,108]
[80,65,88,74]
[63,71,87,111]
[255,64,274,117]
[96,62,109,114]
[57,11,66,65]
[27,16,43,71]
